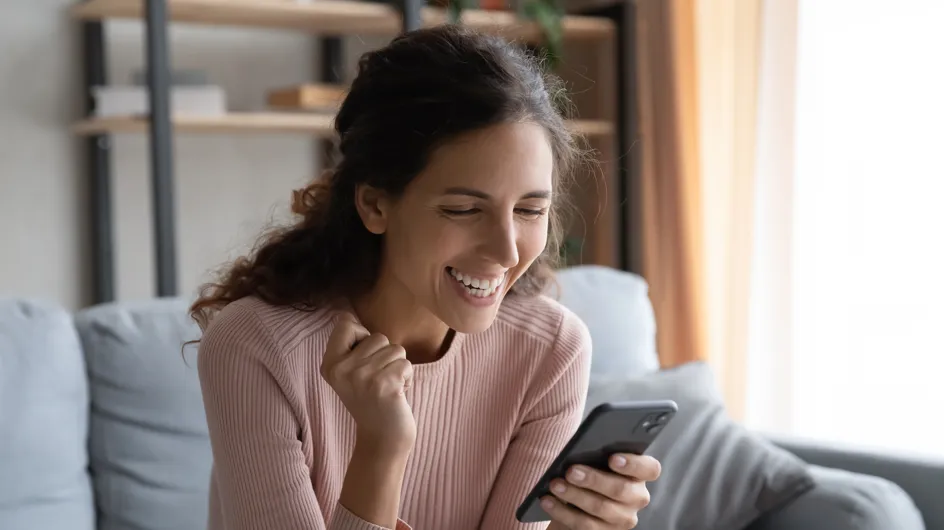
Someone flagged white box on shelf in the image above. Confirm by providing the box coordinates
[91,85,227,117]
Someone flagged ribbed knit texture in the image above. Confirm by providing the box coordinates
[197,293,592,530]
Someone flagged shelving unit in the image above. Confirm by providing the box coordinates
[70,0,615,40]
[72,113,613,137]
[72,0,619,304]
[73,113,338,136]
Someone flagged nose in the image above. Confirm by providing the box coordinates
[482,212,519,268]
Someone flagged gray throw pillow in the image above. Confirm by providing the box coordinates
[585,361,815,530]
[74,299,211,530]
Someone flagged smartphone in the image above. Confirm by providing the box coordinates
[515,400,678,523]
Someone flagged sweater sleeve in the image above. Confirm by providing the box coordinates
[198,304,412,530]
[477,308,593,529]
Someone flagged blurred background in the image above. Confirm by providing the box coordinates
[2,0,942,483]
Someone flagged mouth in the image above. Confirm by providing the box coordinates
[445,266,506,301]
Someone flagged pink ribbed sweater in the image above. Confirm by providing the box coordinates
[197,293,591,530]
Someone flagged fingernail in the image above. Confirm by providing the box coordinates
[613,455,627,468]
[570,468,586,482]
[541,498,554,511]
[552,482,567,494]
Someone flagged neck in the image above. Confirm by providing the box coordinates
[350,275,452,365]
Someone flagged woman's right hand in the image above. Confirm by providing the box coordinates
[321,312,417,455]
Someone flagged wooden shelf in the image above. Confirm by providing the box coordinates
[72,112,336,136]
[70,0,615,41]
[72,112,613,137]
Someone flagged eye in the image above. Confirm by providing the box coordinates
[440,207,480,216]
[515,207,548,218]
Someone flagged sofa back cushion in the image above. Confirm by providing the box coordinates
[75,298,210,530]
[553,265,660,377]
[0,298,95,530]
[584,361,815,529]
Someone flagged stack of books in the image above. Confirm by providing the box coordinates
[91,69,227,117]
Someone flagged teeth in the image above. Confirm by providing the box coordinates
[448,267,505,298]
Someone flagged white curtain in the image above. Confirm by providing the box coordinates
[746,0,944,458]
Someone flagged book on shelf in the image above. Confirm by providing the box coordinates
[91,85,227,117]
[267,84,347,111]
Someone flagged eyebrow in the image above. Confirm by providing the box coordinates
[442,187,552,200]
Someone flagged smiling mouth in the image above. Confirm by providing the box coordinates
[446,267,506,298]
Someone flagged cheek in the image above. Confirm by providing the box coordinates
[387,212,455,268]
[518,219,550,264]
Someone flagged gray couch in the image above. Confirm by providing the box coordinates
[1,265,941,530]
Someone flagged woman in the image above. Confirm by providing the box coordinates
[191,24,660,530]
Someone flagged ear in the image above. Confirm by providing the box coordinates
[354,184,393,235]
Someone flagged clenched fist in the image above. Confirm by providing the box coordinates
[320,313,417,454]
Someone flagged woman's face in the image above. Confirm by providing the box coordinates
[358,121,554,334]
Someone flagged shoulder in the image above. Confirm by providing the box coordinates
[198,296,342,366]
[494,293,592,364]
[491,294,592,415]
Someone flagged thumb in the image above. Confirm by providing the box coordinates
[402,364,414,392]
[332,312,368,346]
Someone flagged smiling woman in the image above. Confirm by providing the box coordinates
[187,24,657,530]
[189,28,580,341]
[359,121,559,337]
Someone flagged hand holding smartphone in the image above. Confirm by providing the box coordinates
[516,400,678,523]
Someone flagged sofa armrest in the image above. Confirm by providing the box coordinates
[766,434,944,530]
[746,465,924,530]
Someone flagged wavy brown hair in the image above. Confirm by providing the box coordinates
[189,25,588,333]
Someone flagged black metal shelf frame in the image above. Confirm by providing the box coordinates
[80,0,424,304]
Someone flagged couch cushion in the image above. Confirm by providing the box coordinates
[75,297,210,530]
[0,298,95,530]
[746,465,925,530]
[585,361,815,530]
[554,265,660,377]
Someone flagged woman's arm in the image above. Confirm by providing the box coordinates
[339,440,412,530]
[198,305,411,530]
[477,309,593,529]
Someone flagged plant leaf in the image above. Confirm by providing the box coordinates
[448,0,462,23]
[522,0,563,69]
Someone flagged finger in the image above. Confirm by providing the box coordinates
[349,349,410,393]
[549,479,628,524]
[359,343,407,371]
[344,336,395,382]
[377,357,414,395]
[567,465,639,504]
[325,313,370,359]
[540,495,606,530]
[609,454,662,482]
[348,333,391,361]
[322,316,372,382]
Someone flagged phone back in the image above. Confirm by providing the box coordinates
[516,400,678,523]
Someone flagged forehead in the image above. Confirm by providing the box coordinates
[410,121,555,196]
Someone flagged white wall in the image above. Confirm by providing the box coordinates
[0,0,378,310]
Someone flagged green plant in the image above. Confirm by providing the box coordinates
[446,0,564,70]
[558,236,584,267]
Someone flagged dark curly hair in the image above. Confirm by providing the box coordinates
[189,24,588,332]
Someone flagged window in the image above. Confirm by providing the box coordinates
[748,0,944,458]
